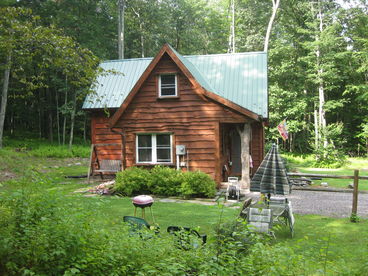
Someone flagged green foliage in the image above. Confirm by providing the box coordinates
[350,213,360,223]
[313,123,347,168]
[114,166,216,198]
[29,144,90,158]
[114,167,151,196]
[1,164,368,275]
[149,165,183,196]
[3,136,90,158]
[0,179,321,276]
[215,219,261,255]
[181,170,216,198]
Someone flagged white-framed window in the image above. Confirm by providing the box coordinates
[159,74,177,97]
[136,133,172,163]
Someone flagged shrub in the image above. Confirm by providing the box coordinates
[214,219,262,255]
[114,167,151,196]
[114,166,216,198]
[149,165,183,196]
[181,170,216,198]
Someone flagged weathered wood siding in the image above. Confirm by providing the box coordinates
[114,53,250,183]
[90,110,122,162]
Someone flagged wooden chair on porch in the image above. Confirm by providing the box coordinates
[87,143,123,183]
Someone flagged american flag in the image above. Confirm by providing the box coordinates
[277,119,288,141]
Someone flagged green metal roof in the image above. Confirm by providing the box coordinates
[83,49,268,118]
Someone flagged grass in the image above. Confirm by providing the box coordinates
[283,154,368,190]
[1,143,368,273]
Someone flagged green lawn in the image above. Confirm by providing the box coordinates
[284,155,368,190]
[1,147,368,274]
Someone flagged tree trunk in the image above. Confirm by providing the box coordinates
[55,88,61,145]
[237,123,251,188]
[264,0,281,52]
[47,87,53,143]
[314,108,319,149]
[316,0,327,148]
[38,104,42,138]
[118,0,125,59]
[68,91,76,150]
[83,113,87,143]
[228,0,236,53]
[132,7,145,58]
[62,76,68,145]
[140,23,145,58]
[0,52,12,149]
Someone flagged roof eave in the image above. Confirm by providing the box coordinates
[203,90,262,122]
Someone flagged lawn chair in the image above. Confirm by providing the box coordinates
[239,197,253,219]
[226,177,241,201]
[167,226,207,250]
[247,208,274,237]
[267,198,294,237]
[123,216,159,238]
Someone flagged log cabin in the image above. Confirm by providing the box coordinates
[83,44,268,188]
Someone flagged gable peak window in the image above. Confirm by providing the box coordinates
[159,74,177,97]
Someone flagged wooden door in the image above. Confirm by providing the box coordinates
[230,129,241,176]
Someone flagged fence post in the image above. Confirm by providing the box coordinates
[350,169,359,222]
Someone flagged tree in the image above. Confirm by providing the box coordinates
[0,7,100,148]
[118,0,125,59]
[264,0,281,52]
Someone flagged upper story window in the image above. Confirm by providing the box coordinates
[136,133,172,164]
[159,74,177,97]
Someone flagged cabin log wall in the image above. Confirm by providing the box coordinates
[90,110,122,164]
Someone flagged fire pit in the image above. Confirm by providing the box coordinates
[132,195,155,222]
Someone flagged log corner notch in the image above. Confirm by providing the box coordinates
[237,123,251,189]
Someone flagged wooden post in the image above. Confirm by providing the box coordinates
[237,123,251,189]
[87,144,94,183]
[351,169,359,222]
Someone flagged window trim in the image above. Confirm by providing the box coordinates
[136,133,173,164]
[158,74,178,98]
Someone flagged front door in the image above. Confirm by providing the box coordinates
[230,129,242,176]
[221,124,242,181]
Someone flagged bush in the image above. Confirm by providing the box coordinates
[214,219,262,255]
[181,170,216,198]
[114,167,151,196]
[114,166,216,198]
[149,165,183,196]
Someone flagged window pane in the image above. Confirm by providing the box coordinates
[161,88,176,96]
[157,149,171,162]
[157,134,170,146]
[161,75,175,85]
[138,135,151,147]
[160,74,176,96]
[138,149,152,162]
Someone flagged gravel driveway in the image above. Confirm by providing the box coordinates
[247,190,368,218]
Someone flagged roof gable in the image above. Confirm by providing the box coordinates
[83,44,268,122]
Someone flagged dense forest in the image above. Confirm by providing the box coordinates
[0,0,367,160]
